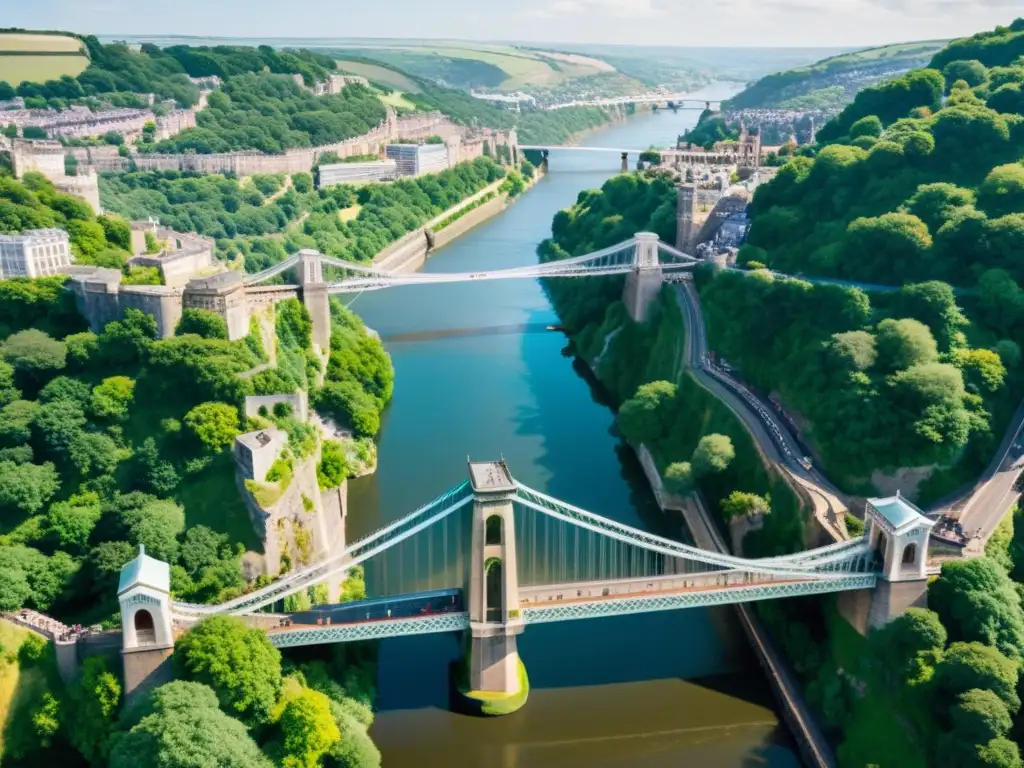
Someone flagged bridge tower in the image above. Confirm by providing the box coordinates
[620,152,629,174]
[838,493,936,635]
[676,183,699,251]
[296,249,332,357]
[466,459,524,697]
[623,232,663,323]
[118,546,176,701]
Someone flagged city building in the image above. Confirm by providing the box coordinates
[318,159,397,187]
[0,228,74,278]
[385,143,451,177]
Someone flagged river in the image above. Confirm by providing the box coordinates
[347,83,802,768]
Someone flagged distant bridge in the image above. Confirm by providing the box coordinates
[545,97,720,111]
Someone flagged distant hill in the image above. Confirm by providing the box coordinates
[724,40,948,112]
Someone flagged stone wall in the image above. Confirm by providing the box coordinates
[67,268,183,338]
[430,194,508,250]
[245,391,309,422]
[239,449,346,578]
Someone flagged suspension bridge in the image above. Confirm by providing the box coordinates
[240,231,696,350]
[118,460,934,699]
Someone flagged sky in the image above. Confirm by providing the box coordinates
[6,0,1022,48]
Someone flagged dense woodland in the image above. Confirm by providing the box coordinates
[99,156,506,267]
[1,37,341,110]
[0,143,392,765]
[703,18,1024,498]
[148,75,386,155]
[534,20,1024,767]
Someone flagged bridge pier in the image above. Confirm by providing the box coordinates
[623,232,663,324]
[541,149,549,173]
[461,460,527,710]
[297,250,333,358]
[621,152,629,174]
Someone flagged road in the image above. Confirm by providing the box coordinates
[674,279,849,541]
[280,589,464,629]
[679,272,1023,553]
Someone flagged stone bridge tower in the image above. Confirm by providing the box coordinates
[296,249,332,356]
[118,546,175,701]
[466,460,524,696]
[838,493,936,636]
[623,232,663,323]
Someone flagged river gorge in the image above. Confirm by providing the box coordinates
[346,83,802,767]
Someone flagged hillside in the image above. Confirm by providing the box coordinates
[725,39,948,112]
[716,17,1024,499]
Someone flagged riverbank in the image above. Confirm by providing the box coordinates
[373,164,545,274]
[350,86,802,768]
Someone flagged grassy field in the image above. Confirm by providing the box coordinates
[0,33,83,53]
[338,203,362,222]
[341,43,612,92]
[377,90,416,110]
[0,620,44,759]
[0,32,89,85]
[335,60,421,93]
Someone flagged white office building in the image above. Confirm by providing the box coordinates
[318,160,398,187]
[385,143,451,177]
[0,228,73,279]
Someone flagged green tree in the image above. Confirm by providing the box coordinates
[31,692,60,748]
[325,711,381,768]
[849,115,883,138]
[280,688,341,768]
[843,213,932,284]
[45,494,102,553]
[174,616,283,726]
[978,164,1024,217]
[67,655,121,764]
[942,60,988,89]
[109,681,271,768]
[691,434,735,478]
[90,375,136,421]
[98,214,133,251]
[317,440,349,489]
[121,499,186,562]
[932,642,1020,715]
[176,308,229,340]
[1,329,67,385]
[903,183,976,233]
[721,491,769,520]
[869,607,947,678]
[875,318,939,372]
[0,460,59,516]
[951,689,1013,744]
[662,462,694,495]
[184,402,241,452]
[617,380,677,446]
[929,558,1024,660]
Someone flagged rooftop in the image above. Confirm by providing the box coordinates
[118,545,171,594]
[237,427,284,452]
[468,459,516,493]
[868,492,932,531]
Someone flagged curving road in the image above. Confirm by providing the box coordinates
[677,271,1023,553]
[673,277,850,541]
